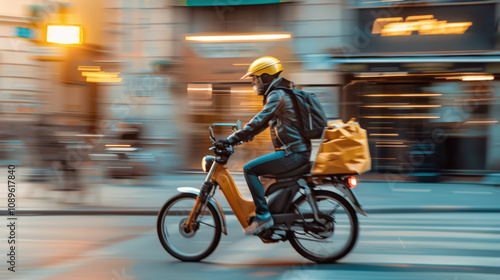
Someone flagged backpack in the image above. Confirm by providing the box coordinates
[277,87,328,139]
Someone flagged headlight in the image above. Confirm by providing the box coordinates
[201,156,215,172]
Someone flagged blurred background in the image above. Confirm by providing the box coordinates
[1,0,500,189]
[2,2,500,279]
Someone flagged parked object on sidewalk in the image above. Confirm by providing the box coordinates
[312,118,371,175]
[94,121,155,179]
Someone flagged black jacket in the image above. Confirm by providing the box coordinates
[228,77,311,155]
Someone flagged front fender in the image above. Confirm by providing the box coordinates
[177,187,227,235]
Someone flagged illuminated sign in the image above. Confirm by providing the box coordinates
[355,3,495,52]
[372,15,472,36]
[80,67,122,83]
[46,25,83,45]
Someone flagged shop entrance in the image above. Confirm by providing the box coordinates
[342,72,492,176]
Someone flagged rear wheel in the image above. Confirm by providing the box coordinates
[156,193,221,261]
[288,190,358,263]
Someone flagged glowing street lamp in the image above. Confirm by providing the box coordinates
[185,33,292,43]
[46,25,83,45]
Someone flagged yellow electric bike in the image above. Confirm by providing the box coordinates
[156,123,367,263]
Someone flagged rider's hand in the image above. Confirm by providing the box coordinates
[217,138,232,146]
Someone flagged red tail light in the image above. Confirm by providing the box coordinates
[347,176,358,188]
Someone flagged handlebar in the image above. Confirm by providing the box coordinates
[208,124,241,162]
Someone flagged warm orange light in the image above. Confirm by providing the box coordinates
[372,17,404,34]
[464,119,499,124]
[188,88,213,92]
[364,116,440,119]
[231,89,254,93]
[372,15,472,37]
[185,33,292,43]
[376,145,409,148]
[78,66,100,71]
[418,21,472,35]
[461,75,494,81]
[82,71,122,83]
[454,98,496,102]
[444,75,494,81]
[46,25,83,44]
[381,22,415,36]
[105,144,131,147]
[360,105,442,108]
[406,15,435,22]
[357,72,408,78]
[370,133,399,136]
[347,177,358,189]
[362,94,442,97]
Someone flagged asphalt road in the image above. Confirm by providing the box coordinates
[4,173,500,214]
[3,212,500,280]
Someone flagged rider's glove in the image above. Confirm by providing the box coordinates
[217,138,233,146]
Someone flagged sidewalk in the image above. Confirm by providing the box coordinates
[2,173,500,216]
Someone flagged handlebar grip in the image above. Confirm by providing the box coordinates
[214,142,229,150]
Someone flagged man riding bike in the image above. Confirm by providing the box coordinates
[217,56,311,235]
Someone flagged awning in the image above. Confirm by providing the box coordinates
[331,52,500,64]
[182,0,287,6]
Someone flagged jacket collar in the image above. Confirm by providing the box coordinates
[263,77,293,103]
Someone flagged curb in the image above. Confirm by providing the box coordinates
[4,207,500,216]
[1,210,159,216]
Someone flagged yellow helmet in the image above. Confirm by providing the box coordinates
[240,56,283,79]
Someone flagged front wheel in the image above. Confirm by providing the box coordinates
[156,192,222,261]
[288,190,359,263]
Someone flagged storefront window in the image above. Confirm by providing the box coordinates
[348,0,492,8]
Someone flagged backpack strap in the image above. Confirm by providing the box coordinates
[275,86,308,142]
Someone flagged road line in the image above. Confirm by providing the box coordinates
[398,237,406,249]
[453,191,493,195]
[393,188,431,192]
[17,238,99,245]
[365,230,500,239]
[344,253,500,268]
[362,225,500,231]
[362,240,500,250]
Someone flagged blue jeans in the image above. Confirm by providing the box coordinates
[243,150,310,221]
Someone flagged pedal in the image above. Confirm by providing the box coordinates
[258,229,284,244]
[259,237,279,244]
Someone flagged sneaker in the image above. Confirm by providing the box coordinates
[259,237,279,244]
[244,218,274,235]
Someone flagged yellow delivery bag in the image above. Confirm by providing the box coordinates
[312,118,371,175]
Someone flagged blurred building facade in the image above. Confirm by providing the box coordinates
[2,0,500,177]
[338,0,500,177]
[167,0,500,176]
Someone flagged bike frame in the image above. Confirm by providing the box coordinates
[210,162,256,227]
[186,161,256,230]
[184,160,369,233]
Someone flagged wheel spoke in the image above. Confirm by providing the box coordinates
[290,191,358,263]
[325,200,340,216]
[294,236,335,243]
[157,194,221,261]
[199,221,216,228]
